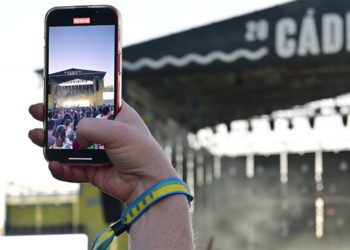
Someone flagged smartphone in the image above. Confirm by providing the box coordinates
[44,5,122,164]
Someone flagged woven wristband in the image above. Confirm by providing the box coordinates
[91,178,194,250]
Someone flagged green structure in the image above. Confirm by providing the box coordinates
[6,183,128,249]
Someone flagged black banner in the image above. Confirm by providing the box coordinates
[123,0,350,72]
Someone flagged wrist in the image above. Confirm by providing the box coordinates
[92,178,194,250]
[126,164,178,205]
[129,194,194,250]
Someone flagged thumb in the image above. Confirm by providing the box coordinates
[76,118,127,148]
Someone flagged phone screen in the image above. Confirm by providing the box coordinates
[44,5,123,163]
[47,24,115,150]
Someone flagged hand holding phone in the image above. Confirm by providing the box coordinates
[29,101,178,204]
[44,5,121,164]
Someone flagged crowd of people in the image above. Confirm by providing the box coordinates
[47,105,114,149]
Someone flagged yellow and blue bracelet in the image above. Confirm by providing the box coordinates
[91,178,193,250]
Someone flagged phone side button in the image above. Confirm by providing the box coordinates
[118,52,122,75]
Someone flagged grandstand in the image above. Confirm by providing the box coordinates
[48,68,106,108]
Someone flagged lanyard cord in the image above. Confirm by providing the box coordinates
[91,178,193,250]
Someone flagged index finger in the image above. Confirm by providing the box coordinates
[29,103,44,122]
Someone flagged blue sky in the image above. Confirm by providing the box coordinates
[49,25,115,87]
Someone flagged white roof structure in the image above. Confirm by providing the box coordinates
[193,93,350,156]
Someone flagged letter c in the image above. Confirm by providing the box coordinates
[276,18,297,58]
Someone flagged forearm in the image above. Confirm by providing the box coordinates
[129,194,194,250]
